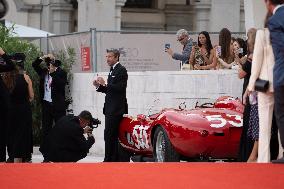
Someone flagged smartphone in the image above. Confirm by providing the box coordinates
[165,43,170,49]
[216,46,221,56]
[249,91,257,105]
[238,48,243,54]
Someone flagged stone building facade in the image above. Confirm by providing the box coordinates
[2,0,265,34]
[121,0,245,32]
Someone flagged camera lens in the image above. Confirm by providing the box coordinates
[44,57,51,63]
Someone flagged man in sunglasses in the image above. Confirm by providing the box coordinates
[165,29,193,66]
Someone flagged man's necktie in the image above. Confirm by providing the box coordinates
[109,66,113,75]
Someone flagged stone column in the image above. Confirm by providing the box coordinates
[78,0,125,31]
[244,0,266,32]
[41,0,73,34]
[8,0,42,27]
[157,0,166,9]
[240,1,245,32]
[115,0,126,30]
[0,0,7,18]
[210,0,241,32]
[164,4,194,31]
[193,0,211,32]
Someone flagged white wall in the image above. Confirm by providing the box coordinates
[210,0,241,32]
[71,70,243,155]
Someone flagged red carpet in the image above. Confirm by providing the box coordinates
[0,163,283,189]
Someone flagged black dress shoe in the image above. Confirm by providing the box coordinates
[42,159,50,163]
[23,157,32,163]
[272,157,284,164]
[6,157,13,163]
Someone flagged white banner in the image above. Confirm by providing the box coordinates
[97,33,183,72]
[47,31,243,73]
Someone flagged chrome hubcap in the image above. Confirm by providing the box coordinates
[155,131,166,162]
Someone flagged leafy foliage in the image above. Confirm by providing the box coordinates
[0,24,76,145]
[54,47,76,111]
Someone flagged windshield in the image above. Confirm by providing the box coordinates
[143,98,221,117]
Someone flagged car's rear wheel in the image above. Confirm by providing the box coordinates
[153,126,180,162]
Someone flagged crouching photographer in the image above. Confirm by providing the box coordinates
[40,110,100,162]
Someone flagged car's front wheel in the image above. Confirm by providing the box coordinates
[153,126,180,162]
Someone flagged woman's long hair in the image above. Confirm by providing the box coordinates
[2,67,19,93]
[0,0,8,19]
[247,28,257,56]
[219,28,232,62]
[198,31,213,56]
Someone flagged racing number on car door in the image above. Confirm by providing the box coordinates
[206,114,243,128]
[206,115,226,128]
[227,114,242,127]
[132,125,150,149]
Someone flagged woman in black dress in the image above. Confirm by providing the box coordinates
[0,47,15,162]
[3,56,34,163]
[238,28,257,161]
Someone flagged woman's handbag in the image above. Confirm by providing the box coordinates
[254,29,270,93]
[255,78,269,92]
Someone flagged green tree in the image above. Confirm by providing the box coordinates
[55,48,76,111]
[0,25,75,145]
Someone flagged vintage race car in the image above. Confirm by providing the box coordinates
[118,96,244,162]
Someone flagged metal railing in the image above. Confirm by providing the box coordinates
[45,29,246,73]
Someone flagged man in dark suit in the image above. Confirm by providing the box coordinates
[40,110,95,162]
[0,47,15,162]
[32,55,67,161]
[93,49,128,162]
[265,0,284,163]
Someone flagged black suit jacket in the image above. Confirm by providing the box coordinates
[32,57,67,111]
[0,54,15,111]
[97,63,128,116]
[268,6,284,88]
[40,115,95,162]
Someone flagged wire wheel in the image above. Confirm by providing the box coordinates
[153,126,180,162]
[155,130,166,162]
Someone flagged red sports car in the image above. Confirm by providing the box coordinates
[118,96,244,162]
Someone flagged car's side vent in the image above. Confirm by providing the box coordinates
[213,132,225,136]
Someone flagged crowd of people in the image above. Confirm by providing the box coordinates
[165,28,248,71]
[165,0,284,163]
[0,51,96,163]
[0,0,283,163]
